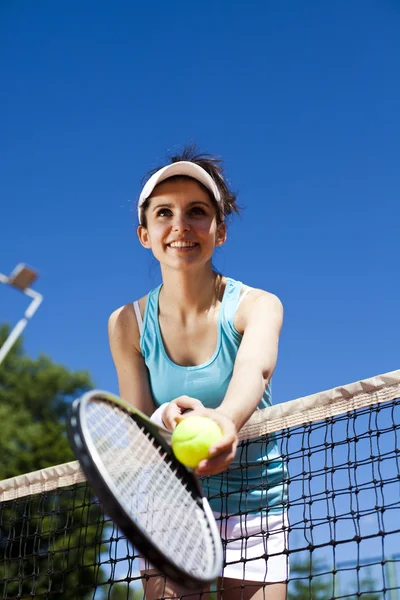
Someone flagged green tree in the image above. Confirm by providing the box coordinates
[105,583,145,599]
[0,325,106,598]
[0,325,91,479]
[287,555,333,600]
[287,553,382,600]
[346,568,381,600]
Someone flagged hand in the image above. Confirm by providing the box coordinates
[176,407,238,476]
[162,396,204,431]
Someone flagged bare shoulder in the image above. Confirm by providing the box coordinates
[108,296,155,413]
[242,287,283,310]
[235,286,283,334]
[108,293,147,354]
[108,304,138,351]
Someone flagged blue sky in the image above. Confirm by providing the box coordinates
[1,0,399,405]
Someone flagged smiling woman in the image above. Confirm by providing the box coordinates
[138,177,226,273]
[107,146,287,600]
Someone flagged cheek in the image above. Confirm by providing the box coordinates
[147,223,168,241]
[196,218,218,236]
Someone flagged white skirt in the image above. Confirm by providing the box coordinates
[139,510,288,583]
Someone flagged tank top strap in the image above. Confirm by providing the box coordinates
[140,283,162,359]
[133,301,143,335]
[221,277,243,341]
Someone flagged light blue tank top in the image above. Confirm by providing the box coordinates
[140,277,286,515]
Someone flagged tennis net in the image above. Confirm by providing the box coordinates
[1,370,399,599]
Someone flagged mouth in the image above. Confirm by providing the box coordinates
[167,241,199,251]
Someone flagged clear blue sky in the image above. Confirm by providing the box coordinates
[1,0,399,405]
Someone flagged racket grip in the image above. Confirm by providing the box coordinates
[150,403,170,428]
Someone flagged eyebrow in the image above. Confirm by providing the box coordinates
[151,200,211,212]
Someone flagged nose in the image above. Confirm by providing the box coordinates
[172,212,191,232]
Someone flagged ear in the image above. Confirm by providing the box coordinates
[137,225,151,249]
[215,222,227,246]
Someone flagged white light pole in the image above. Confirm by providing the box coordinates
[0,263,43,365]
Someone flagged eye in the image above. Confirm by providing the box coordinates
[189,206,207,216]
[156,208,173,217]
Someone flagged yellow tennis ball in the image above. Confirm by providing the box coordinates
[171,416,223,468]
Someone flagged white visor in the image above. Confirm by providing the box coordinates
[137,161,222,223]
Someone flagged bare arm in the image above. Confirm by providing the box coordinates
[217,290,283,430]
[108,304,156,416]
[181,289,283,476]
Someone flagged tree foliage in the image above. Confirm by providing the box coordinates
[105,583,144,599]
[0,325,92,479]
[287,553,381,600]
[287,556,333,599]
[0,325,107,598]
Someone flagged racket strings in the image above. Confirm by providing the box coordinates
[85,400,216,576]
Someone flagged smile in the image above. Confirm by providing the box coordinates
[167,241,198,248]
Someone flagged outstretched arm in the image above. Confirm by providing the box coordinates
[181,290,283,476]
[218,290,283,429]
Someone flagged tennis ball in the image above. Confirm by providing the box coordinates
[171,416,223,469]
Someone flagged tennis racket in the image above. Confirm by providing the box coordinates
[68,390,223,588]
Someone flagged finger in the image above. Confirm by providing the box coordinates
[197,441,237,470]
[195,451,236,476]
[174,396,204,410]
[163,405,181,430]
[208,434,237,457]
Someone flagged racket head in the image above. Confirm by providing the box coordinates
[68,390,223,588]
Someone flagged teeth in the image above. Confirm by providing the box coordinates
[169,241,197,248]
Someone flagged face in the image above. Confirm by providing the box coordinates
[138,178,226,271]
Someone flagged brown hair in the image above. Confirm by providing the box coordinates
[139,145,240,227]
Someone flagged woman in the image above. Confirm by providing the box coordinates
[108,148,287,600]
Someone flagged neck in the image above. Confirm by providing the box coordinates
[159,265,222,318]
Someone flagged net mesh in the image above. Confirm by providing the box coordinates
[1,370,399,599]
